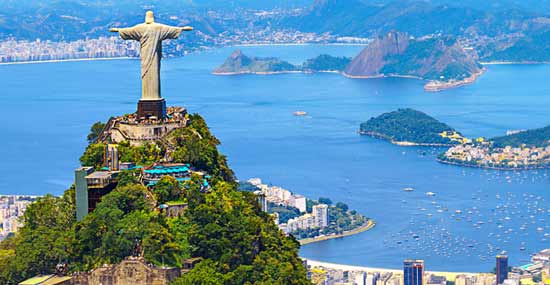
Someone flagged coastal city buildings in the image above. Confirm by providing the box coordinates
[283,204,329,234]
[305,259,506,285]
[443,144,550,169]
[247,178,307,212]
[0,195,39,240]
[0,29,356,64]
[286,214,316,233]
[0,37,139,63]
[304,252,550,285]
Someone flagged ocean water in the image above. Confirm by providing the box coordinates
[1,45,548,271]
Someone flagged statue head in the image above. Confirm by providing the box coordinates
[145,11,155,24]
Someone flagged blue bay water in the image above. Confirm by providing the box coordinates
[0,45,548,272]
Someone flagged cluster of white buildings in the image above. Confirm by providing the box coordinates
[444,144,550,168]
[0,37,139,63]
[248,178,329,234]
[247,178,307,212]
[284,204,329,234]
[0,195,38,240]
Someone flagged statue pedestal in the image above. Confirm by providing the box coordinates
[137,99,166,119]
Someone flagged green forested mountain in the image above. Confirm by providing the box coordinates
[0,114,309,284]
[302,54,351,71]
[491,126,550,148]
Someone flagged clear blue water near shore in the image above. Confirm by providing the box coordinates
[1,45,548,272]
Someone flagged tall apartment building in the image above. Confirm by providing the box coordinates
[403,259,424,285]
[312,204,329,228]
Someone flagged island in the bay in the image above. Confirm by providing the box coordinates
[214,32,485,91]
[361,109,550,170]
[359,108,467,146]
[213,49,351,75]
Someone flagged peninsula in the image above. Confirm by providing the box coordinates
[440,125,550,170]
[242,178,374,245]
[361,109,550,170]
[343,32,485,91]
[213,49,351,75]
[359,108,467,146]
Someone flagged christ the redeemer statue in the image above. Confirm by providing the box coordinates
[110,11,192,119]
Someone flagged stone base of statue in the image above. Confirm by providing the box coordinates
[137,99,166,119]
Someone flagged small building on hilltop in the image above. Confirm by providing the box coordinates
[98,107,188,146]
[72,257,181,285]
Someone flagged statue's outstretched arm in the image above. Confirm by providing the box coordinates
[110,26,142,41]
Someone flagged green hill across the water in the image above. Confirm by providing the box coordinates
[359,108,463,146]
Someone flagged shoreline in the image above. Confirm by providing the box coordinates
[303,259,484,280]
[234,43,369,47]
[342,72,423,80]
[436,157,550,171]
[359,131,454,147]
[424,69,486,92]
[480,61,550,65]
[212,70,342,76]
[0,57,134,66]
[299,220,376,245]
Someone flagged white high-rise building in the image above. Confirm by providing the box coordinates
[355,272,366,285]
[366,273,380,285]
[291,195,307,213]
[312,204,329,228]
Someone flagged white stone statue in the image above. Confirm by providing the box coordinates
[110,11,193,101]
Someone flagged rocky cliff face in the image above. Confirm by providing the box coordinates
[344,32,483,81]
[344,32,410,77]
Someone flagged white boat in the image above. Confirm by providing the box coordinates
[293,111,307,116]
[426,192,436,197]
[403,187,414,192]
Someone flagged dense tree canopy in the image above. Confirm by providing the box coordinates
[360,108,460,145]
[87,121,106,144]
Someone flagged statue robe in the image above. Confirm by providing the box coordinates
[118,23,182,101]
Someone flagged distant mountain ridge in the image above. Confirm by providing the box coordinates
[1,0,549,63]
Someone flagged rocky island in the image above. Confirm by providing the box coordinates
[213,49,300,75]
[343,32,485,91]
[213,49,352,75]
[359,108,467,146]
